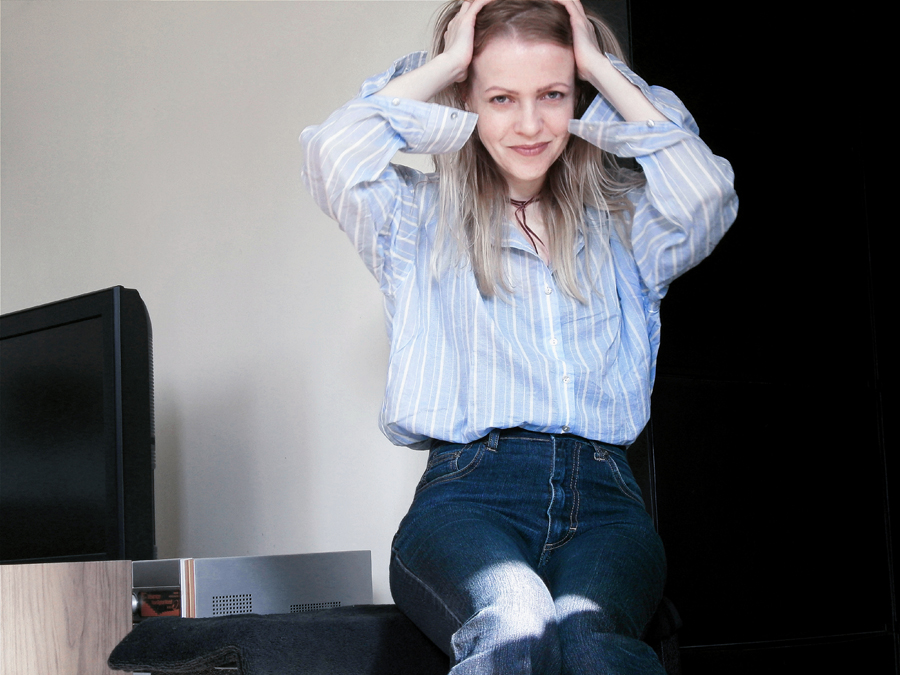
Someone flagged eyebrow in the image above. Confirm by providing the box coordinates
[481,82,573,96]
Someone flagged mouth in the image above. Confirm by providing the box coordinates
[509,142,550,157]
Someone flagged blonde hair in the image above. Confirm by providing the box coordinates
[430,0,644,301]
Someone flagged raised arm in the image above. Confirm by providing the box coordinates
[379,0,490,103]
[555,0,668,123]
[559,0,738,298]
[300,53,477,292]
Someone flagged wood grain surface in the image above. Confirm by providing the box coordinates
[1,561,132,675]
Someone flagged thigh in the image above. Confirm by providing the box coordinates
[545,522,666,637]
[390,435,554,655]
[542,449,667,675]
[546,529,666,675]
[390,507,554,657]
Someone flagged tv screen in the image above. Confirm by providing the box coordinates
[1,286,156,563]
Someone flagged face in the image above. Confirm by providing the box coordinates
[465,37,576,200]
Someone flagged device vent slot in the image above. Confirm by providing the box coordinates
[211,594,252,616]
[290,601,341,613]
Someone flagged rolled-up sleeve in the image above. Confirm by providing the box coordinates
[300,52,477,290]
[569,54,738,302]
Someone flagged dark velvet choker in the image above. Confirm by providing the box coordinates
[509,196,543,253]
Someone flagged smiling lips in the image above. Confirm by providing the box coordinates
[509,142,550,156]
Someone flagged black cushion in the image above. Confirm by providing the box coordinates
[108,604,450,675]
[109,600,681,674]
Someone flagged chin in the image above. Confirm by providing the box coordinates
[502,162,557,190]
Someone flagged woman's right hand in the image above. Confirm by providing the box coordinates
[379,0,492,102]
[439,0,493,84]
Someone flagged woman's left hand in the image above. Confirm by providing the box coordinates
[552,0,606,85]
[553,0,667,122]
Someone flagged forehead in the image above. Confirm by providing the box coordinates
[470,37,575,90]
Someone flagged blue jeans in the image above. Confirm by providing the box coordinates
[390,429,667,674]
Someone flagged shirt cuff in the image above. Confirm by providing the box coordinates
[569,53,699,157]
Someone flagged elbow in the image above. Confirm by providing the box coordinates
[299,125,340,219]
[694,161,739,249]
[299,125,325,186]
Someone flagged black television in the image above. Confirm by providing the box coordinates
[0,286,156,563]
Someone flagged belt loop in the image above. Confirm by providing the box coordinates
[487,429,501,450]
[589,439,607,461]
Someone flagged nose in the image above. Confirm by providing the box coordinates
[515,102,542,137]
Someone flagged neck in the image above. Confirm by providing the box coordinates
[507,176,545,202]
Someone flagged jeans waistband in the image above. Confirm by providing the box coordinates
[432,428,626,452]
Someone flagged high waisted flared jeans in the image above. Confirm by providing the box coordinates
[390,429,667,675]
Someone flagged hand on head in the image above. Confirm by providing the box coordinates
[549,0,605,83]
[442,0,604,87]
[382,0,614,108]
[440,0,495,84]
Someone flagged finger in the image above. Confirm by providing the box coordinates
[445,0,492,51]
[552,0,590,29]
[457,0,493,22]
[447,0,478,36]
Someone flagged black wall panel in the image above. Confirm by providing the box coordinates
[596,0,896,670]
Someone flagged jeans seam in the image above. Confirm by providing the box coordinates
[543,442,581,554]
[391,549,464,630]
[592,442,644,505]
[415,441,485,496]
[426,449,461,471]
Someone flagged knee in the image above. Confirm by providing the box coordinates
[556,594,643,639]
[451,599,561,673]
[466,560,558,636]
[450,563,561,672]
[555,598,667,675]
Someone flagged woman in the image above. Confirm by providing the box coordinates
[301,0,737,672]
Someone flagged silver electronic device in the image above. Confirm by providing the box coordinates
[132,550,372,622]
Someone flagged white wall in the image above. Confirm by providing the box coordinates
[1,0,443,603]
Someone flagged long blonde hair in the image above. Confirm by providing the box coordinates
[430,0,643,301]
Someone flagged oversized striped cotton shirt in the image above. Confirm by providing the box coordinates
[300,52,737,449]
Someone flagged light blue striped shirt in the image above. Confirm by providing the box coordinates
[301,52,737,448]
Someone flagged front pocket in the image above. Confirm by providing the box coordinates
[416,441,485,494]
[593,446,645,506]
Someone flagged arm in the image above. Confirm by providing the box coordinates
[302,0,489,276]
[569,60,738,300]
[378,0,491,103]
[556,0,668,123]
[558,0,737,298]
[300,54,476,289]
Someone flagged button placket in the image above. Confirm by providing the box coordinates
[540,275,573,440]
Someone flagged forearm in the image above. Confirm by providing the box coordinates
[378,0,490,103]
[378,53,464,103]
[580,51,668,123]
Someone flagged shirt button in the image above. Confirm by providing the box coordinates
[561,425,570,433]
[647,119,656,127]
[391,97,401,106]
[550,338,558,346]
[450,112,458,119]
[545,287,552,295]
[563,375,570,383]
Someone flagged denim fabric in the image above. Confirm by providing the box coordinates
[390,429,667,674]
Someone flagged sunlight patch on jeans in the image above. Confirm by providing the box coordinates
[555,594,601,621]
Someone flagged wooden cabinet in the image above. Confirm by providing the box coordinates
[1,561,132,675]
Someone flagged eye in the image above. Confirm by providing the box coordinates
[543,91,565,101]
[490,95,510,104]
